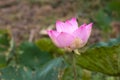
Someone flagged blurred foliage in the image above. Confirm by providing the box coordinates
[18,42,53,69]
[62,65,83,80]
[36,57,66,80]
[35,38,65,55]
[0,30,10,68]
[0,55,6,68]
[0,30,10,52]
[0,57,66,80]
[0,66,33,80]
[94,10,111,32]
[108,0,120,19]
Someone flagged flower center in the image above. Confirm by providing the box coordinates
[70,37,83,49]
[64,37,83,52]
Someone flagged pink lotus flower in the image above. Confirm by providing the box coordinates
[47,17,93,51]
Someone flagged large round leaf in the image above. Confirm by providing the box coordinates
[76,38,120,76]
[18,42,53,69]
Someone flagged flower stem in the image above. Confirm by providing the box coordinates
[71,51,77,80]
